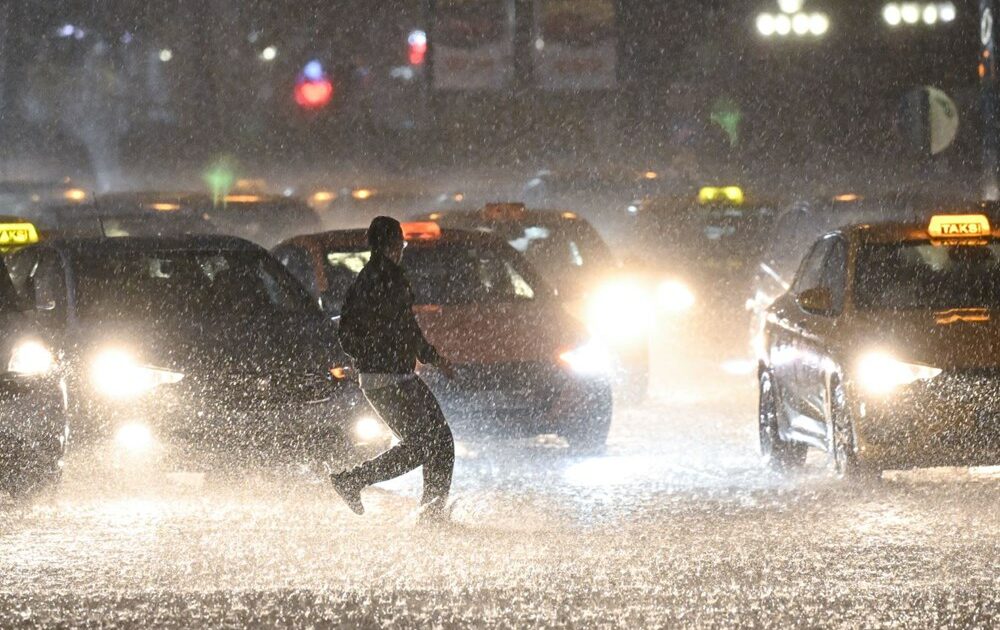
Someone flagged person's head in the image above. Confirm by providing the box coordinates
[367,216,405,263]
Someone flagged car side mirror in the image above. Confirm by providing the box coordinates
[796,287,833,315]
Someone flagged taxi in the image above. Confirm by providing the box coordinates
[0,221,67,497]
[411,203,691,402]
[2,235,386,473]
[759,212,1000,477]
[273,222,614,451]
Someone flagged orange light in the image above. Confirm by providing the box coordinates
[64,188,87,202]
[352,188,374,200]
[928,214,991,240]
[980,63,987,79]
[453,193,465,202]
[561,211,578,219]
[428,212,442,220]
[311,190,336,203]
[833,193,860,202]
[224,194,262,203]
[643,170,658,180]
[401,221,442,240]
[150,202,180,212]
[330,367,349,380]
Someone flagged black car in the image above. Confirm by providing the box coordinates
[0,256,67,497]
[2,236,387,472]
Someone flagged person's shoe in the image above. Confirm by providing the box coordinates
[329,472,365,515]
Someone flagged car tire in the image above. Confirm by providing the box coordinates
[759,370,807,472]
[564,386,613,454]
[830,381,881,482]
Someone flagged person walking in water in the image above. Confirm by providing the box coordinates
[331,216,456,521]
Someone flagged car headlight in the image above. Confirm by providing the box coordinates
[559,341,613,376]
[656,280,695,313]
[856,351,942,395]
[7,340,54,376]
[585,280,653,344]
[91,349,184,399]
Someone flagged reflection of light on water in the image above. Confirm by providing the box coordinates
[563,456,654,487]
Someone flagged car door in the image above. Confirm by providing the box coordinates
[768,237,831,440]
[787,236,847,443]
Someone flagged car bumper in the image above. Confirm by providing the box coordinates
[70,383,391,466]
[421,363,613,439]
[855,373,1000,469]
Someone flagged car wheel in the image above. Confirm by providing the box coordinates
[830,381,881,482]
[759,370,807,472]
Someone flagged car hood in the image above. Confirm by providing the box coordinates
[73,313,343,374]
[844,308,1000,371]
[415,301,586,364]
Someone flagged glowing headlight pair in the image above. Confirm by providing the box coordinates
[855,351,942,395]
[90,349,184,399]
[560,341,613,376]
[7,340,55,376]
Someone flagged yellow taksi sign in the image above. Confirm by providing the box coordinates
[0,222,40,248]
[927,214,991,239]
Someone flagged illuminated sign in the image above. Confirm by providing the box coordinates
[401,221,442,240]
[698,186,745,205]
[927,214,991,239]
[0,222,40,248]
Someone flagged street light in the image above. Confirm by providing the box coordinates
[158,48,173,62]
[883,2,955,28]
[260,46,277,61]
[755,0,830,39]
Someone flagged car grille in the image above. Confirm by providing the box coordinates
[188,370,336,408]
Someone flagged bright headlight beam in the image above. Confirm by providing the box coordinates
[353,416,386,442]
[91,349,183,399]
[560,341,613,377]
[656,280,696,314]
[7,340,54,376]
[116,422,154,453]
[856,352,942,395]
[586,280,654,344]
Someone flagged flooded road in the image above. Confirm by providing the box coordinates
[2,340,999,627]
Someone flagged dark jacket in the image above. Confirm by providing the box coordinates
[338,254,441,374]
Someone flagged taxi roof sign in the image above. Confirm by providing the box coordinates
[698,186,744,206]
[927,214,991,240]
[401,221,442,241]
[0,221,40,249]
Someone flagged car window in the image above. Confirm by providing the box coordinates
[274,245,318,294]
[792,237,833,294]
[320,243,541,309]
[854,242,1000,311]
[0,258,17,313]
[819,237,848,314]
[72,250,318,322]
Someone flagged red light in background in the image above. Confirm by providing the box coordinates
[294,78,334,109]
[408,30,427,66]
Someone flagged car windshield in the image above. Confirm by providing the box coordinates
[854,242,1000,311]
[323,242,540,308]
[73,250,317,322]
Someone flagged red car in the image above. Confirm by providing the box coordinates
[273,222,614,450]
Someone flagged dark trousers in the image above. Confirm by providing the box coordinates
[351,377,454,507]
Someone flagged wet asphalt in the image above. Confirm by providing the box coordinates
[1,328,999,628]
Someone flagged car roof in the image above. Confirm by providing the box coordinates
[419,208,594,228]
[276,226,511,251]
[33,235,264,256]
